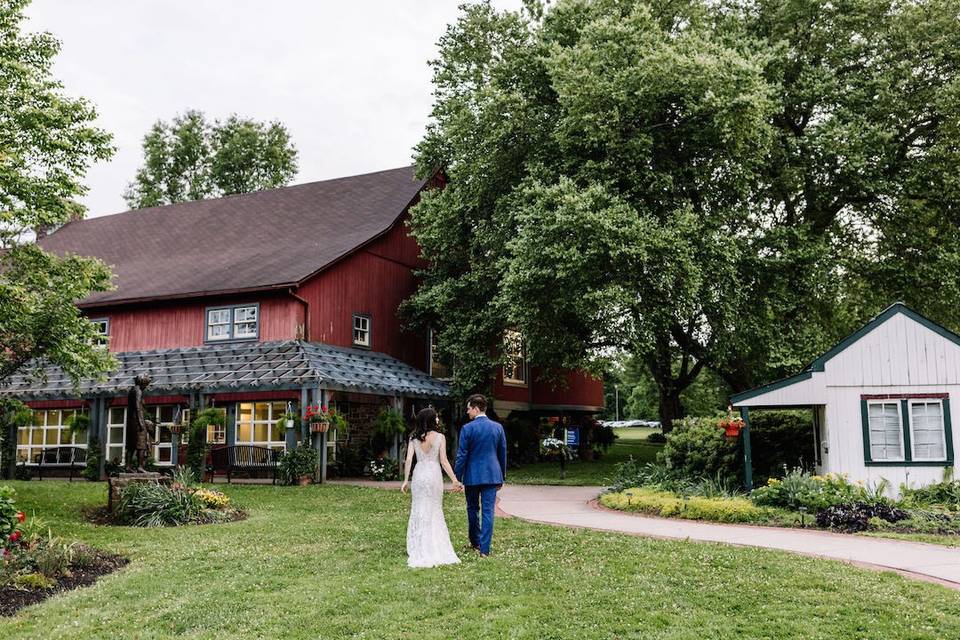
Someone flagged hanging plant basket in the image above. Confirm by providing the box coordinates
[724,423,743,438]
[310,421,330,434]
[169,423,185,435]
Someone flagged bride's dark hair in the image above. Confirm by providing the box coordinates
[412,407,438,442]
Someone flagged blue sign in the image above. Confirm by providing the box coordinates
[566,428,580,447]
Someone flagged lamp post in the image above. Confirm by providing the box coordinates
[614,385,620,422]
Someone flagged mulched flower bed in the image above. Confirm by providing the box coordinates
[83,506,247,527]
[1,546,128,617]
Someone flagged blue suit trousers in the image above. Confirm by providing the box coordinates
[465,484,498,554]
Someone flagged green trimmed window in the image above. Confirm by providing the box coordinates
[861,397,954,466]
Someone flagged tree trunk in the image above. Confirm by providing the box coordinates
[658,385,684,433]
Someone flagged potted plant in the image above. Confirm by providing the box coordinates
[540,437,572,478]
[277,411,300,432]
[278,444,320,485]
[717,408,745,439]
[305,405,348,434]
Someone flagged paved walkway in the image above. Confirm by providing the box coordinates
[331,480,960,589]
[497,484,960,589]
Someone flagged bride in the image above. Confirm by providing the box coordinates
[401,407,463,568]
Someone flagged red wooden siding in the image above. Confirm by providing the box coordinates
[296,216,427,369]
[494,368,532,404]
[532,370,605,408]
[92,294,301,352]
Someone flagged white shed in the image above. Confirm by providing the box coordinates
[731,302,958,494]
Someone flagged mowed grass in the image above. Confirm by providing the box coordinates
[508,427,662,486]
[2,481,959,639]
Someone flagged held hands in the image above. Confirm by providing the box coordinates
[451,480,464,493]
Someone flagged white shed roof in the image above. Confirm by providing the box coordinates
[731,303,960,408]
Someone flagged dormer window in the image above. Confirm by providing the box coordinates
[353,314,371,348]
[206,304,259,342]
[503,329,527,386]
[91,318,110,348]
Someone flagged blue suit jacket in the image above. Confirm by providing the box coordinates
[455,415,507,486]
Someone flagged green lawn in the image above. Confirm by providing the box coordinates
[3,481,959,639]
[508,427,662,486]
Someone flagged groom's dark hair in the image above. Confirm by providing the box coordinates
[466,394,487,412]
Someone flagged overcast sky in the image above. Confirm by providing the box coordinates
[25,1,522,218]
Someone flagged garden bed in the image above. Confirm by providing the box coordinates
[1,546,127,617]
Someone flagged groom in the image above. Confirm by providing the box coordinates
[454,394,507,557]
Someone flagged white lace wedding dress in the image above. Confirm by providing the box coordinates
[407,436,460,568]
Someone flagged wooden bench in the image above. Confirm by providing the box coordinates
[209,445,281,484]
[34,446,88,481]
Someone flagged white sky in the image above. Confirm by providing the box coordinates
[25,1,523,218]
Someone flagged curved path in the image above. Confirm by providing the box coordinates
[497,484,960,589]
[332,480,960,588]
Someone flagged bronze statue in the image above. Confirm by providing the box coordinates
[125,374,155,472]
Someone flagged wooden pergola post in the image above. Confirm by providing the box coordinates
[739,406,753,491]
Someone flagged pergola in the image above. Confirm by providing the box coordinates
[0,340,449,479]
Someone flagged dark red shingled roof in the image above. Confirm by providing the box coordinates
[38,166,427,307]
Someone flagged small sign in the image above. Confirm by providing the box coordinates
[565,427,580,447]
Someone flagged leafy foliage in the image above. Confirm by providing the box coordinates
[816,503,909,533]
[750,469,869,512]
[0,0,117,390]
[601,487,769,523]
[186,408,223,480]
[124,110,298,209]
[277,444,319,485]
[408,0,960,427]
[657,417,741,481]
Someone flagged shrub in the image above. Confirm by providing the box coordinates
[193,488,230,509]
[646,432,667,444]
[278,444,319,485]
[186,408,224,480]
[601,488,768,523]
[750,469,868,511]
[13,572,54,590]
[658,416,741,482]
[83,435,103,481]
[609,459,742,497]
[1,485,24,544]
[815,502,909,532]
[370,457,399,481]
[118,481,203,527]
[900,470,960,510]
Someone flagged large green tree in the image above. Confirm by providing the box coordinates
[124,111,298,209]
[0,0,116,387]
[408,0,960,428]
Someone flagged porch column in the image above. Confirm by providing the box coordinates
[284,400,298,451]
[225,402,237,447]
[739,406,753,491]
[299,387,310,442]
[313,387,327,483]
[96,397,109,480]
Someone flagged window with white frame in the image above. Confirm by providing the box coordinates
[206,304,258,342]
[236,402,287,453]
[429,329,453,379]
[91,318,110,348]
[206,407,227,444]
[866,401,904,461]
[502,329,527,386]
[17,409,86,464]
[910,400,947,461]
[106,405,183,466]
[353,314,371,348]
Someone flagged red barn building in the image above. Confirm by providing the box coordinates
[1,167,603,479]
